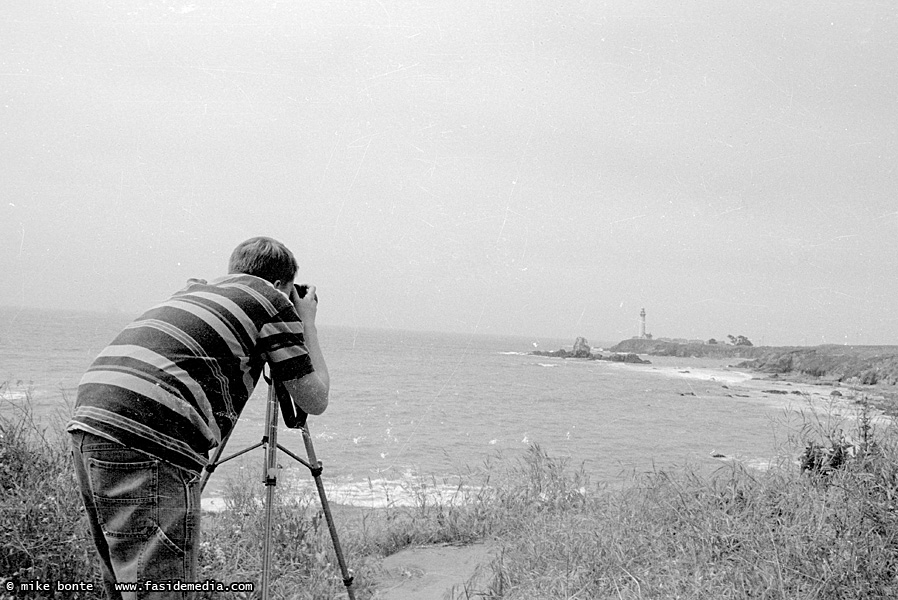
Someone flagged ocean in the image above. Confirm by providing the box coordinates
[0,307,823,508]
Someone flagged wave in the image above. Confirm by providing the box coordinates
[201,474,483,511]
[0,383,31,402]
[323,477,482,508]
[709,452,777,473]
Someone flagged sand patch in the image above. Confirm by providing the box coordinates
[647,364,754,386]
[201,496,228,512]
[373,542,496,600]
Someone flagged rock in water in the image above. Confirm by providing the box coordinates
[572,337,591,358]
[605,352,651,364]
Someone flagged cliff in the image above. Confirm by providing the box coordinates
[610,338,771,359]
[736,346,898,385]
[610,339,898,385]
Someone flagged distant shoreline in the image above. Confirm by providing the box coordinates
[612,339,898,417]
[530,337,898,418]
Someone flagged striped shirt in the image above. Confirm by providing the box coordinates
[67,274,314,473]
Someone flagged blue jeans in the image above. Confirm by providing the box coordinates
[70,431,201,600]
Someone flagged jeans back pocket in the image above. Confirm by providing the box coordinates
[88,457,158,538]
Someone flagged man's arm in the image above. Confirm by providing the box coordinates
[283,284,330,416]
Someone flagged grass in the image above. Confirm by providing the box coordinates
[471,400,898,600]
[3,384,898,599]
[0,392,103,599]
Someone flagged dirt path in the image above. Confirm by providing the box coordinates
[371,541,497,600]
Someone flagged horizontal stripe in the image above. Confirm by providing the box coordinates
[166,298,246,358]
[172,294,254,353]
[132,317,236,417]
[69,406,208,470]
[259,319,303,338]
[79,371,220,444]
[269,354,315,382]
[266,341,310,363]
[217,281,280,316]
[190,290,260,341]
[95,344,217,431]
[128,318,204,356]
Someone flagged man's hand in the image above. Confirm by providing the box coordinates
[291,284,318,324]
[289,282,330,405]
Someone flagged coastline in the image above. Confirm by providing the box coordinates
[201,354,896,513]
[10,351,898,599]
[635,354,891,417]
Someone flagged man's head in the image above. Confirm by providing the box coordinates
[228,237,297,290]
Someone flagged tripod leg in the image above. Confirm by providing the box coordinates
[199,429,234,494]
[265,375,356,598]
[261,381,280,600]
[301,424,356,600]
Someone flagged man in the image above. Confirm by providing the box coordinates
[67,236,329,598]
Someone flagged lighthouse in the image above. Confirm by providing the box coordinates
[639,308,646,339]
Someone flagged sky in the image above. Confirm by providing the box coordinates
[2,1,897,346]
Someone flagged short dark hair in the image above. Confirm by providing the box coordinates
[228,237,297,284]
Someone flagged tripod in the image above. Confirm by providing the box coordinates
[199,377,356,600]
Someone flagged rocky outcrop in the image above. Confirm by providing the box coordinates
[611,338,898,385]
[610,338,770,359]
[572,337,591,358]
[603,352,651,364]
[531,348,577,358]
[737,347,898,385]
[530,338,651,364]
[531,337,592,359]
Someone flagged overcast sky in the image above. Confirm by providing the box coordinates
[2,1,896,345]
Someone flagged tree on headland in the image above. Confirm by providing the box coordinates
[727,334,753,347]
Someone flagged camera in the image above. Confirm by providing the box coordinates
[294,284,318,302]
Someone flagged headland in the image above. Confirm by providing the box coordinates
[531,336,898,416]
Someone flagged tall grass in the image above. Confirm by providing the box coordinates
[3,385,898,599]
[0,391,102,599]
[197,477,374,600]
[469,399,898,600]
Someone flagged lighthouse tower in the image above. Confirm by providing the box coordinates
[639,308,646,339]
